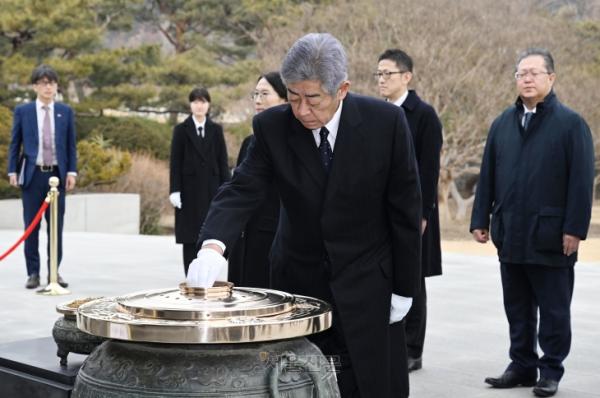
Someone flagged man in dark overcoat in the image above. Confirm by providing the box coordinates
[377,48,443,372]
[470,48,595,398]
[187,33,423,398]
[169,87,230,275]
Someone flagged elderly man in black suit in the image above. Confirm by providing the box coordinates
[471,48,595,397]
[187,33,423,398]
[376,49,443,373]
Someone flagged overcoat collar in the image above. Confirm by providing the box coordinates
[184,115,211,160]
[514,90,557,137]
[515,90,557,114]
[401,90,420,112]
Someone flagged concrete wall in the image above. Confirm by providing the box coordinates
[0,193,140,234]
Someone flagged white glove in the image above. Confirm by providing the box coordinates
[389,294,413,324]
[169,192,182,209]
[186,248,228,288]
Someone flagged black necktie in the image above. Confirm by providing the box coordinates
[522,112,533,130]
[319,127,333,174]
[198,126,204,138]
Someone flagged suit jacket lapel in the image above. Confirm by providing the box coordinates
[287,116,327,190]
[184,116,207,161]
[201,120,215,158]
[54,104,65,146]
[27,104,39,152]
[326,95,363,198]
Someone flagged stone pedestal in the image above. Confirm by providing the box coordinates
[0,337,86,398]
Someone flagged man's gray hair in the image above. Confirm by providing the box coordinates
[516,47,555,73]
[281,33,348,96]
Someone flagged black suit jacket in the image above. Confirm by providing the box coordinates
[200,93,422,398]
[227,134,280,287]
[402,90,443,276]
[169,116,229,243]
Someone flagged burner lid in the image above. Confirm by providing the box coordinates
[77,282,331,344]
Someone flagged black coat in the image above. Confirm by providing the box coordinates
[470,91,595,267]
[169,116,230,243]
[227,135,279,288]
[402,90,443,277]
[200,93,422,398]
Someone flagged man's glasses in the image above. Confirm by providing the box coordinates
[514,69,551,80]
[373,70,406,80]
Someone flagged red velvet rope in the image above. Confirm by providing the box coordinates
[0,200,50,261]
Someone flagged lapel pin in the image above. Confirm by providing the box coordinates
[57,113,62,118]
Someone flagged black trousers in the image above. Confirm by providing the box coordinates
[390,320,410,398]
[280,259,408,397]
[309,315,409,398]
[182,243,197,276]
[404,276,427,359]
[309,320,358,397]
[500,262,574,382]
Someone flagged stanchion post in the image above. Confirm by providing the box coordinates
[38,176,70,296]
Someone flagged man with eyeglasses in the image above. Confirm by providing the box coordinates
[471,48,594,397]
[186,33,422,398]
[377,49,443,375]
[7,64,77,289]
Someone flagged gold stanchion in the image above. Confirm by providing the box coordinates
[38,176,70,296]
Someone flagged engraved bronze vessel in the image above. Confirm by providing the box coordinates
[52,298,105,366]
[72,282,339,397]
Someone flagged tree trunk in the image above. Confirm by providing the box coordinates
[449,180,474,220]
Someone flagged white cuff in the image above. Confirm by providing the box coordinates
[201,239,226,254]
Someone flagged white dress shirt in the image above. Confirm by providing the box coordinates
[192,115,206,137]
[392,91,409,108]
[522,104,536,125]
[311,100,343,150]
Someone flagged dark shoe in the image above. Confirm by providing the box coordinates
[485,370,537,388]
[48,274,69,288]
[533,378,559,397]
[407,356,422,372]
[25,274,40,289]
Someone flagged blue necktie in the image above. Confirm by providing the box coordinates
[522,112,533,130]
[319,127,333,174]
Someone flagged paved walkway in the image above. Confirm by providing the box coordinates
[0,229,598,397]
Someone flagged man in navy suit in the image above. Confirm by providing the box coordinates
[187,33,423,398]
[7,65,77,289]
